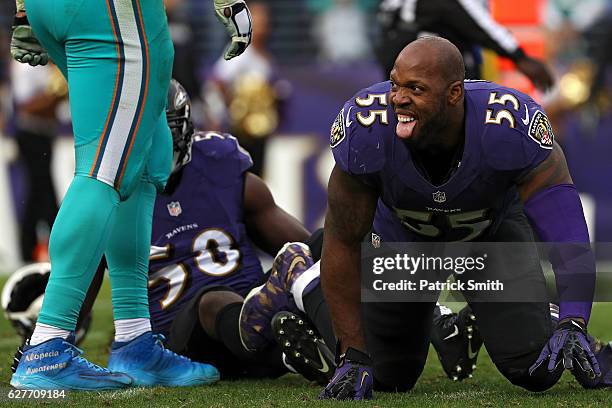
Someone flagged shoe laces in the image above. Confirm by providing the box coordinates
[151,334,191,363]
[63,342,111,373]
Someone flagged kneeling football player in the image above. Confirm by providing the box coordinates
[318,37,612,399]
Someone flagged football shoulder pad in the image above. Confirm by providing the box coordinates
[331,81,392,175]
[465,81,554,172]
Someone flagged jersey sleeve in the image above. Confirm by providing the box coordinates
[192,131,253,186]
[481,93,554,177]
[330,84,390,178]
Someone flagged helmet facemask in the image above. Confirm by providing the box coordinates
[166,79,195,175]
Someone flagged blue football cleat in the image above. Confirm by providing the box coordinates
[10,338,132,390]
[108,332,219,387]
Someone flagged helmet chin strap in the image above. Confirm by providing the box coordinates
[175,132,194,171]
[181,146,193,167]
[181,124,195,166]
[165,122,195,196]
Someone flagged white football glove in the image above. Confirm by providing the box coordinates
[213,0,252,60]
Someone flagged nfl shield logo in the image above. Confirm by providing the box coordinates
[167,201,182,217]
[432,191,446,203]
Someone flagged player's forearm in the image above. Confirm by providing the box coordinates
[243,172,310,254]
[320,236,366,353]
[321,167,377,353]
[523,184,596,322]
[519,145,594,322]
[20,93,62,117]
[248,206,310,256]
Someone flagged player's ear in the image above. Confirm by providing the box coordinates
[448,81,463,105]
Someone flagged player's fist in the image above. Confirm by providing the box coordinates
[213,0,252,60]
[11,17,48,66]
[319,348,373,401]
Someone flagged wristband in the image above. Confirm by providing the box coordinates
[337,346,372,366]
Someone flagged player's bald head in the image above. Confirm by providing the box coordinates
[393,36,465,84]
[390,36,466,152]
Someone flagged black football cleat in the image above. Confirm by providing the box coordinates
[272,311,335,385]
[430,305,483,381]
[573,338,612,389]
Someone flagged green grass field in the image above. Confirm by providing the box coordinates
[0,277,611,407]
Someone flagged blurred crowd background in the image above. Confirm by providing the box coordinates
[0,0,611,272]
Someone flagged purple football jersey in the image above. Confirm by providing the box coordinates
[331,80,554,242]
[148,131,263,334]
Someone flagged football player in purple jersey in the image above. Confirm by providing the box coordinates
[144,79,336,382]
[316,36,611,399]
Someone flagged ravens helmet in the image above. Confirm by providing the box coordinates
[1,263,91,345]
[166,78,194,174]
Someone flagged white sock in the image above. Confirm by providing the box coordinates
[114,318,151,343]
[290,261,321,312]
[30,323,71,346]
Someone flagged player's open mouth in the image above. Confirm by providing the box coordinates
[396,113,417,139]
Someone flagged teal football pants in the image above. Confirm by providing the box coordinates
[26,0,174,329]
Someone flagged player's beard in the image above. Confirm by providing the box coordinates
[403,99,449,154]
